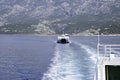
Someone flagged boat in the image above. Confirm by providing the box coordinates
[57,33,70,44]
[94,43,120,80]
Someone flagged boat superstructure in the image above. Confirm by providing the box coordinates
[94,44,120,80]
[57,34,70,44]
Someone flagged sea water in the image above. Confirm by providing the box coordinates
[0,35,120,80]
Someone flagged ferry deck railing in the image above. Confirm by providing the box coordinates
[94,44,120,80]
[97,44,120,58]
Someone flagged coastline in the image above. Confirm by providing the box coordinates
[0,33,120,36]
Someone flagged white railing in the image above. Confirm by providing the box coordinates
[94,44,120,80]
[97,44,120,58]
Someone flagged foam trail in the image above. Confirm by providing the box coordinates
[81,45,97,62]
[42,44,82,80]
[73,42,97,63]
[42,41,97,80]
[70,42,97,80]
[79,43,97,79]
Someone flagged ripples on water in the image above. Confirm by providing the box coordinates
[1,36,119,80]
[0,35,54,80]
[42,41,97,80]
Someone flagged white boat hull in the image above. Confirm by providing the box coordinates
[57,34,70,44]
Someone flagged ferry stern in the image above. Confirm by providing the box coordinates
[57,34,70,44]
[94,44,120,80]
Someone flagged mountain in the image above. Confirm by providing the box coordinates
[0,0,120,35]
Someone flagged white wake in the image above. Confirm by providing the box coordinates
[42,42,97,80]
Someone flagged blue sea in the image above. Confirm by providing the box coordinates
[0,35,120,80]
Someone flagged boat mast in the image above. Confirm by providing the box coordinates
[97,32,100,59]
[62,27,65,34]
